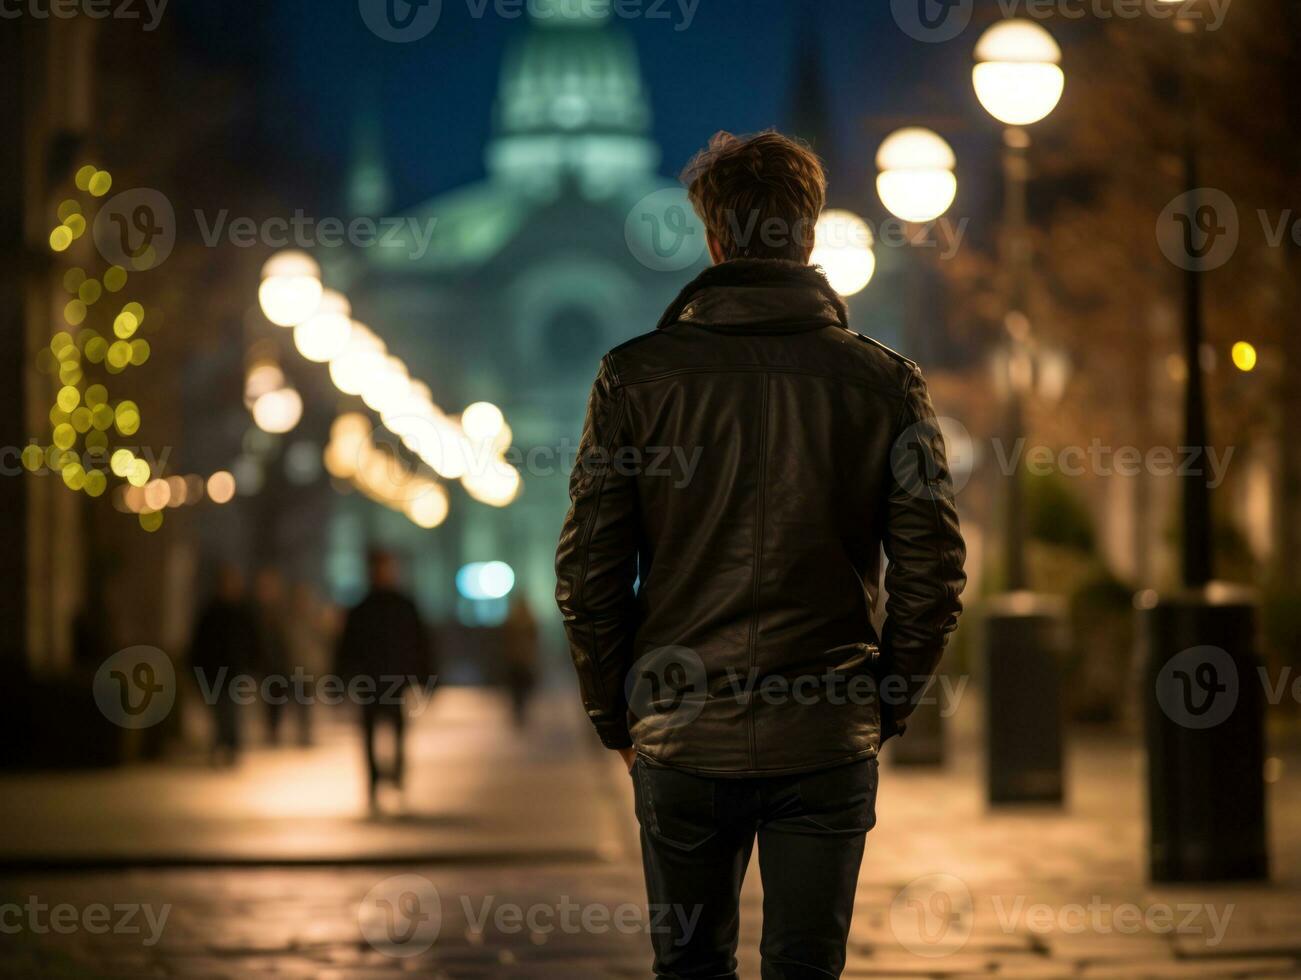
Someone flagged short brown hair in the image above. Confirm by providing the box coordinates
[681,130,826,263]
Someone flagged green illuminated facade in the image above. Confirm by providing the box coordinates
[329,6,707,647]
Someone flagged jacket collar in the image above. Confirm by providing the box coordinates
[655,259,849,332]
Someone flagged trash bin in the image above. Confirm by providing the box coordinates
[1139,584,1267,882]
[982,592,1067,804]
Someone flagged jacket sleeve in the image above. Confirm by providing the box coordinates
[555,357,640,749]
[879,368,967,737]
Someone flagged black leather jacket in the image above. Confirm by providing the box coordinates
[556,260,966,776]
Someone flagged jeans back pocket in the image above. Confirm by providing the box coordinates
[634,761,720,852]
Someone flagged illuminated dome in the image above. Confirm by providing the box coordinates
[488,3,659,198]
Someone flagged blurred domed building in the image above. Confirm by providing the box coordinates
[326,2,708,634]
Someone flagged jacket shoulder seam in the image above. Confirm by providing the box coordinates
[846,330,919,371]
[619,364,908,399]
[605,331,660,372]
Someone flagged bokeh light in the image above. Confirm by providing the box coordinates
[1232,341,1258,373]
[258,251,323,327]
[206,470,237,504]
[293,289,353,363]
[811,210,876,297]
[972,20,1065,127]
[252,386,304,435]
[876,127,958,224]
[456,561,516,600]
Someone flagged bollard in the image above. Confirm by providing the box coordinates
[982,592,1067,804]
[1140,584,1267,882]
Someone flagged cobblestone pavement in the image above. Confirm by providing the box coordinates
[2,693,1300,978]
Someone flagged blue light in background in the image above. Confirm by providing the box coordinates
[456,561,516,601]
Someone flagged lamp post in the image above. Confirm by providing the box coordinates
[1157,3,1215,587]
[972,19,1068,805]
[876,127,958,363]
[1139,2,1266,884]
[875,127,957,765]
[973,19,1064,590]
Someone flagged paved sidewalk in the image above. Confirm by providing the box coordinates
[0,688,631,866]
[1,691,1300,977]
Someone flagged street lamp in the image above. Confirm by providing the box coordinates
[973,19,1068,807]
[873,128,962,765]
[251,386,303,435]
[294,289,353,363]
[876,127,958,363]
[258,251,323,327]
[972,17,1063,593]
[811,209,875,297]
[875,127,958,225]
[972,20,1064,127]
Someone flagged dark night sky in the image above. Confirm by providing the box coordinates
[173,0,995,218]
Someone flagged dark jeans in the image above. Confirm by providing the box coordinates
[361,701,407,799]
[632,756,878,980]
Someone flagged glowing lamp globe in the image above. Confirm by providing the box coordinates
[811,210,875,297]
[406,485,450,530]
[422,421,470,480]
[251,386,303,435]
[361,356,411,414]
[258,251,323,327]
[462,465,521,508]
[461,401,505,442]
[294,289,353,363]
[973,20,1065,127]
[875,128,958,224]
[328,323,386,396]
[244,361,285,408]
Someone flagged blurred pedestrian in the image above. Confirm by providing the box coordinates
[335,549,430,813]
[501,594,539,730]
[253,567,291,746]
[285,582,331,747]
[189,563,261,768]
